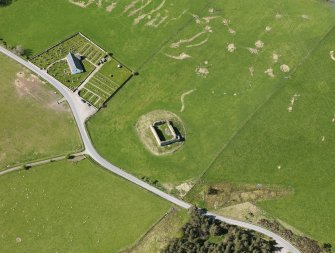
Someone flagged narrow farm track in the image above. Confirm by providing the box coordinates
[0,46,300,253]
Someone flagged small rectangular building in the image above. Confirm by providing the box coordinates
[66,53,84,75]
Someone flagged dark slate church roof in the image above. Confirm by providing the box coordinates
[66,53,84,74]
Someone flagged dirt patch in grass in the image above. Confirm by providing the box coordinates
[69,0,95,8]
[217,202,268,223]
[186,182,293,210]
[180,89,196,112]
[106,2,117,12]
[135,110,185,156]
[14,71,70,113]
[280,64,290,73]
[227,43,236,52]
[165,52,191,60]
[264,68,275,78]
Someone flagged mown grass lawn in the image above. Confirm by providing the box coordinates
[202,27,335,243]
[0,159,170,253]
[0,54,82,169]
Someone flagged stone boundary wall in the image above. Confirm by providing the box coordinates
[30,32,80,61]
[150,120,180,147]
[30,32,107,61]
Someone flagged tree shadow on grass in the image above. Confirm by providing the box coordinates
[23,49,33,59]
[0,0,13,7]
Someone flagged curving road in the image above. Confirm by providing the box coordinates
[0,46,300,253]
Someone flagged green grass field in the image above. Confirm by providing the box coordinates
[201,26,335,244]
[86,0,334,183]
[0,159,170,253]
[0,53,82,169]
[1,0,335,245]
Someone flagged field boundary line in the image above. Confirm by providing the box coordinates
[30,32,81,60]
[118,207,176,253]
[193,23,335,183]
[0,151,86,176]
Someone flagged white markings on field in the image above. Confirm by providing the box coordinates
[187,38,209,48]
[146,13,168,27]
[280,64,290,73]
[227,43,236,52]
[165,52,191,60]
[170,26,212,48]
[124,0,167,26]
[69,0,95,8]
[228,28,236,35]
[128,0,152,17]
[195,65,209,78]
[275,13,283,19]
[255,40,264,49]
[222,18,230,26]
[106,2,117,12]
[180,89,196,112]
[249,66,254,77]
[287,94,300,112]
[169,9,188,22]
[332,114,335,123]
[329,51,335,61]
[248,48,259,54]
[301,14,310,20]
[124,0,140,12]
[265,26,272,32]
[202,16,220,23]
[273,52,280,63]
[264,68,275,78]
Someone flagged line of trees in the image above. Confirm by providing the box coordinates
[163,207,279,253]
[0,38,31,58]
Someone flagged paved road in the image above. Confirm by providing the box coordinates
[0,46,300,253]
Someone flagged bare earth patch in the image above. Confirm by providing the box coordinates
[329,50,335,61]
[264,68,275,78]
[186,38,208,48]
[273,52,280,63]
[14,71,70,113]
[218,202,267,223]
[228,28,236,35]
[170,26,212,48]
[106,2,117,12]
[255,40,264,49]
[227,43,236,52]
[165,52,191,60]
[248,47,259,54]
[195,66,209,78]
[175,182,194,197]
[222,18,230,26]
[280,64,290,73]
[287,94,300,112]
[249,66,254,77]
[180,89,196,112]
[275,13,283,19]
[190,182,293,211]
[69,0,95,8]
[135,110,185,156]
